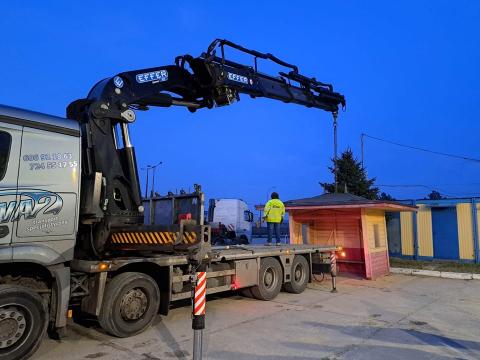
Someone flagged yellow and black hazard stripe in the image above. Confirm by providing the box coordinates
[110,231,197,245]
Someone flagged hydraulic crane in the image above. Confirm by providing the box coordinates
[67,39,346,256]
[0,39,345,360]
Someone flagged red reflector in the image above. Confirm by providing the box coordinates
[232,279,239,290]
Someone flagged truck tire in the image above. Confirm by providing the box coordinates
[0,285,48,360]
[284,255,309,294]
[251,257,283,301]
[240,287,254,298]
[98,272,160,338]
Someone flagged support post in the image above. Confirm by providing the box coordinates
[333,112,338,193]
[192,270,206,360]
[412,200,419,260]
[471,198,479,263]
[330,251,338,293]
[144,167,150,199]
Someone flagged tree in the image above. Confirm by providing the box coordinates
[321,149,380,200]
[427,190,444,200]
[378,192,396,201]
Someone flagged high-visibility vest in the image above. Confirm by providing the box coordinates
[264,199,285,223]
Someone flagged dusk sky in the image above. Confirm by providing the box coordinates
[1,1,479,206]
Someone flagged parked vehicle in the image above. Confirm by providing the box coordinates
[207,198,254,245]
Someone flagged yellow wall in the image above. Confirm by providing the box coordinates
[400,212,414,256]
[416,205,434,257]
[365,209,388,253]
[289,216,303,244]
[457,203,475,260]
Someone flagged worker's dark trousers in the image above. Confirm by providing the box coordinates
[267,222,281,244]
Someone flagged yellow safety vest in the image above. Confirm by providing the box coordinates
[264,199,285,223]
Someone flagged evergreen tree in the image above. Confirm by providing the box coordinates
[427,190,444,200]
[320,149,380,200]
[379,192,396,201]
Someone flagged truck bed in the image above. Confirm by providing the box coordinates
[71,244,337,273]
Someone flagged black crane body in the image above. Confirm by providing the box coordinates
[67,39,346,256]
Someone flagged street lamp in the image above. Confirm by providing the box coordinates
[150,161,163,197]
[141,161,163,198]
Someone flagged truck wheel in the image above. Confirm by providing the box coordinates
[284,255,309,294]
[98,272,160,338]
[0,285,48,360]
[240,287,254,298]
[251,257,283,301]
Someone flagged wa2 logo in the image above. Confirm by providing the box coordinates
[0,189,63,223]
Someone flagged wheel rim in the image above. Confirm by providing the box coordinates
[263,267,277,290]
[120,288,148,321]
[293,263,306,284]
[0,306,30,350]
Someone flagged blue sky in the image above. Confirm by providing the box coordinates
[1,1,479,206]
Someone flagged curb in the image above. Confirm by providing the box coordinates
[390,267,479,280]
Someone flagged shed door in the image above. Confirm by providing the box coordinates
[431,207,459,260]
[386,212,401,256]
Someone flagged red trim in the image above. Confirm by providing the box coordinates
[284,203,415,211]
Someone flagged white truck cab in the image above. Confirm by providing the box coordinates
[208,199,254,242]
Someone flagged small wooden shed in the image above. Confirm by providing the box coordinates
[286,193,416,279]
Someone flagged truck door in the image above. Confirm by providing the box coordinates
[0,123,22,245]
[14,127,80,243]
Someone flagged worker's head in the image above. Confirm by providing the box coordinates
[271,192,279,199]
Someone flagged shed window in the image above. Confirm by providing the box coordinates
[0,131,11,181]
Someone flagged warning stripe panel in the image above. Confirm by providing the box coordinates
[110,231,199,245]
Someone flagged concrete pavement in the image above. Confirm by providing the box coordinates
[34,274,480,359]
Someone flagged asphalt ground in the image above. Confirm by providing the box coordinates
[34,274,480,359]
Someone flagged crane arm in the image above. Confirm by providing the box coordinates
[67,39,345,255]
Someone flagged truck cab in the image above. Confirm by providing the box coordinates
[0,105,81,263]
[207,198,254,245]
[0,105,80,359]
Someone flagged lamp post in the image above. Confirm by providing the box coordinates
[150,161,163,197]
[141,166,150,199]
[141,161,163,198]
[333,111,338,193]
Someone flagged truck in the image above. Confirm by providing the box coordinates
[207,198,254,245]
[0,39,345,360]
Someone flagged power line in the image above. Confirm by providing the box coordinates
[362,133,480,163]
[378,184,461,197]
[377,184,472,198]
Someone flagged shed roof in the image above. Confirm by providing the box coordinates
[256,193,416,212]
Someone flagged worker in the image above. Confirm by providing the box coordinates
[263,192,285,245]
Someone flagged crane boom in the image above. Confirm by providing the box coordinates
[67,39,345,255]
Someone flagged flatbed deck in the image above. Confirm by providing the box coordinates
[71,244,338,273]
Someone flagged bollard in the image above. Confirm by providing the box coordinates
[330,252,338,293]
[192,270,206,360]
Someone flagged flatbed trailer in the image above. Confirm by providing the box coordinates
[69,243,338,320]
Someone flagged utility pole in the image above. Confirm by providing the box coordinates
[150,161,163,197]
[142,167,150,199]
[333,111,338,193]
[141,161,163,199]
[361,133,365,168]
